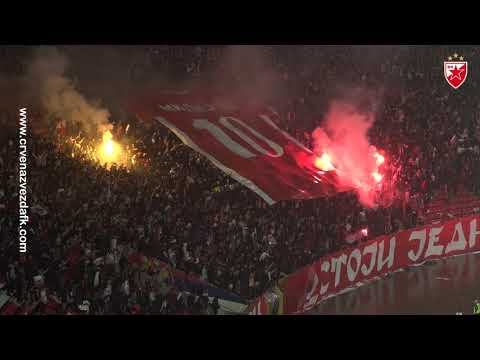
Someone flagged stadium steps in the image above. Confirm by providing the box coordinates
[422,192,480,225]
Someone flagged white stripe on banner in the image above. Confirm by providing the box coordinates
[155,116,276,205]
[259,115,313,154]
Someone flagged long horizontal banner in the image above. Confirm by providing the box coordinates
[130,92,342,204]
[247,214,480,314]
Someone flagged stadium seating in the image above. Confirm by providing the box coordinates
[423,191,480,224]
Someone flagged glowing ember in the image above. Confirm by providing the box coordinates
[372,171,383,183]
[99,130,121,165]
[314,153,335,171]
[374,152,385,166]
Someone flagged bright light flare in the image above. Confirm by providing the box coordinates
[314,153,335,171]
[361,228,368,237]
[104,141,114,155]
[98,130,121,165]
[374,152,385,166]
[372,171,383,183]
[64,128,140,170]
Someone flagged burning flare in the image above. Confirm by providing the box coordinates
[374,152,384,166]
[307,101,396,208]
[99,130,121,165]
[372,171,383,183]
[64,127,140,169]
[314,153,336,171]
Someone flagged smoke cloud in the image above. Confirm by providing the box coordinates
[209,45,287,107]
[23,46,111,137]
[312,99,381,207]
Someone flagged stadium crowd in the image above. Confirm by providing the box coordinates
[1,45,480,315]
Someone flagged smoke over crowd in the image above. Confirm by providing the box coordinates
[19,46,393,205]
[23,47,112,137]
[311,99,388,208]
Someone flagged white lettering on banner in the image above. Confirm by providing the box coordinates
[303,270,319,311]
[332,254,348,287]
[259,115,314,154]
[320,261,330,295]
[469,219,480,248]
[377,237,396,271]
[306,271,319,301]
[193,117,284,159]
[251,216,480,315]
[408,229,426,262]
[158,104,215,112]
[347,249,362,282]
[445,222,467,254]
[219,116,284,157]
[424,226,444,258]
[361,242,378,276]
[192,119,256,159]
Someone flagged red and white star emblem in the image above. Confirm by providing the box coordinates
[444,61,468,89]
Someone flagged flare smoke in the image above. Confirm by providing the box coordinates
[312,101,381,207]
[24,47,111,137]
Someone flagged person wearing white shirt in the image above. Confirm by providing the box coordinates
[259,251,269,262]
[40,288,48,304]
[345,222,352,233]
[93,270,100,289]
[123,280,130,297]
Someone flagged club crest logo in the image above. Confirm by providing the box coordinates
[444,53,468,89]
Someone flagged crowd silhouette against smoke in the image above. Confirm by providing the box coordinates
[1,45,480,314]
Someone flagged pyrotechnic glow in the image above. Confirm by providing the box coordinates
[374,152,384,166]
[372,171,383,183]
[314,153,335,171]
[309,143,390,207]
[99,130,121,165]
[306,102,396,208]
[361,228,368,236]
[64,128,140,169]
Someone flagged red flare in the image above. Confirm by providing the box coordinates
[374,152,385,166]
[372,171,383,183]
[314,153,335,171]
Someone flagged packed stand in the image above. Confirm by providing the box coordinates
[1,45,480,315]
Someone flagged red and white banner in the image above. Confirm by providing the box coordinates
[247,214,480,314]
[130,92,341,204]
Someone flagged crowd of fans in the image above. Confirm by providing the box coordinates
[1,45,480,315]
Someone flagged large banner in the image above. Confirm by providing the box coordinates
[247,214,480,314]
[130,92,342,204]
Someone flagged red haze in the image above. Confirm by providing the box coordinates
[312,101,385,207]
